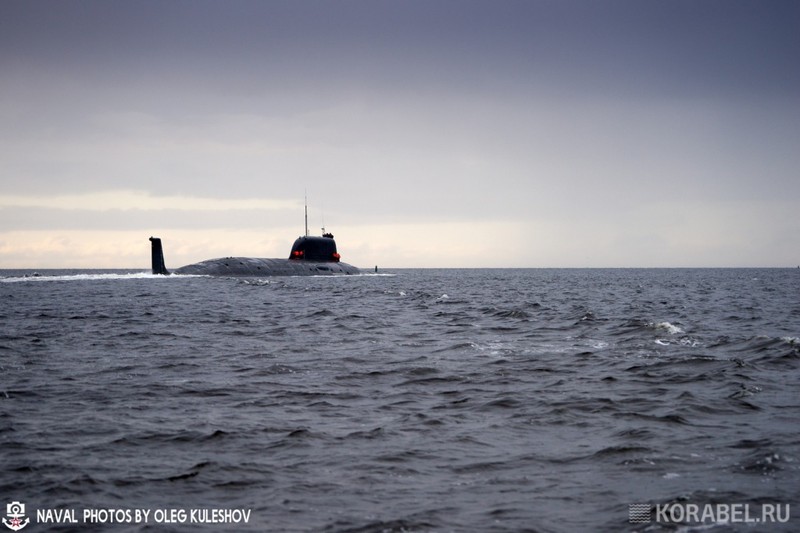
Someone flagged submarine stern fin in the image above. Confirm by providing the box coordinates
[149,237,170,275]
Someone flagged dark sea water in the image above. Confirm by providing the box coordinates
[1,268,798,532]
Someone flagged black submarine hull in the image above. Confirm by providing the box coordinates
[149,236,359,277]
[174,257,359,276]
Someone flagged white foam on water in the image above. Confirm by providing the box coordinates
[655,321,683,334]
[0,272,194,283]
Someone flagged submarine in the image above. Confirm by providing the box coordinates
[149,230,359,277]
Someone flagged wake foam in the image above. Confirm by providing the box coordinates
[0,272,187,283]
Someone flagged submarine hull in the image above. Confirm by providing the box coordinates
[174,257,359,277]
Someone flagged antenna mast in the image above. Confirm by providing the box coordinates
[304,191,309,237]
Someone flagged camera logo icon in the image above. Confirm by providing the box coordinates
[3,502,30,531]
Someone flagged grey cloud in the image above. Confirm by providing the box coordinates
[0,206,298,231]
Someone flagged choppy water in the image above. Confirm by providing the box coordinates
[1,268,798,532]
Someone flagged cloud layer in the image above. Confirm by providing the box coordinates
[1,0,798,267]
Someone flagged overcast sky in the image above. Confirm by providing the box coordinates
[1,0,798,268]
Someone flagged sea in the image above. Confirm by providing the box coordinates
[1,268,798,532]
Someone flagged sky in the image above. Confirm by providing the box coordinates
[1,0,798,268]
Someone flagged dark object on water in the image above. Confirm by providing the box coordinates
[149,237,169,275]
[149,234,359,277]
[289,235,340,262]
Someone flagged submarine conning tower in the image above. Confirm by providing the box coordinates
[289,233,341,262]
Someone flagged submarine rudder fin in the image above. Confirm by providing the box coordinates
[149,236,170,275]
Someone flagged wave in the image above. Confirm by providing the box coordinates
[654,321,683,334]
[3,267,797,531]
